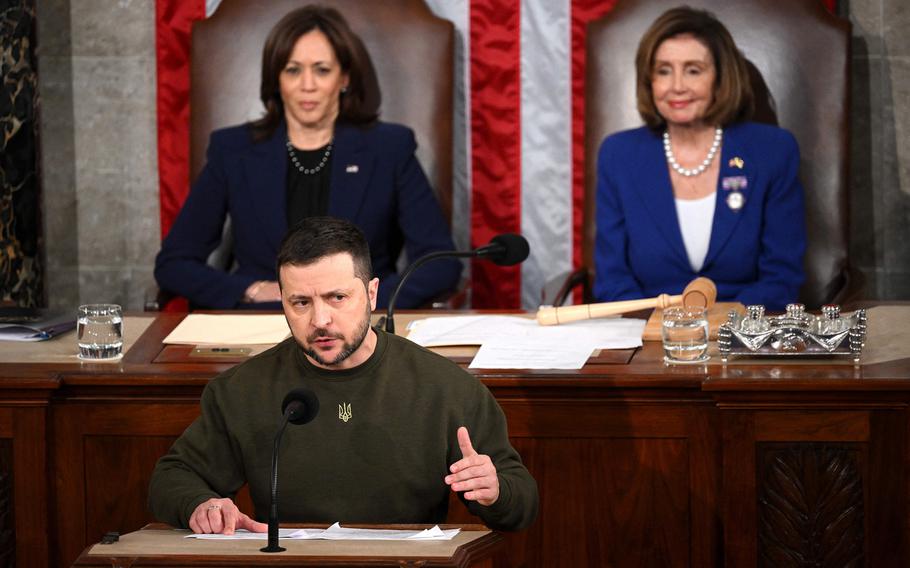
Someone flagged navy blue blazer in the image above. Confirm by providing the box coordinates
[593,122,806,311]
[155,121,461,309]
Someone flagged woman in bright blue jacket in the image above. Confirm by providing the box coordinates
[594,7,805,311]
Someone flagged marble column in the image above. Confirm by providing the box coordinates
[849,0,910,300]
[37,0,159,310]
[0,0,43,307]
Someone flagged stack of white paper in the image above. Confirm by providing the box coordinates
[406,315,645,369]
[186,522,459,541]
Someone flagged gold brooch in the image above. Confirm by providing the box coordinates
[729,157,744,169]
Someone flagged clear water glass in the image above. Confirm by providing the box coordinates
[661,306,709,364]
[77,304,123,360]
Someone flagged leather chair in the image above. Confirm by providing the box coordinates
[148,0,454,309]
[555,0,858,309]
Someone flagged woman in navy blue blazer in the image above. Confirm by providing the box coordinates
[155,5,461,309]
[594,7,805,311]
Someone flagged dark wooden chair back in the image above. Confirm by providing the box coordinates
[585,0,853,307]
[190,0,454,220]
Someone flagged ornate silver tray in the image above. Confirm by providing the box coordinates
[717,304,866,362]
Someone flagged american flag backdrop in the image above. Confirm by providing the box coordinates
[154,0,833,310]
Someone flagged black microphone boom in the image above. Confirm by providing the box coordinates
[261,388,319,553]
[382,233,530,333]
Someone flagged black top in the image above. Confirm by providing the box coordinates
[285,143,332,228]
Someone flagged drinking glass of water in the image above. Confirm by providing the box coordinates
[77,304,123,360]
[661,306,709,364]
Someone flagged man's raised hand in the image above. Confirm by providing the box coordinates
[444,426,500,506]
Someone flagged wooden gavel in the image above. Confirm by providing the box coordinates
[537,277,717,326]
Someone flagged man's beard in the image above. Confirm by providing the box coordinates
[301,303,372,367]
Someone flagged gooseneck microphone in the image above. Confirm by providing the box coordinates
[473,233,532,266]
[261,387,319,553]
[382,233,530,333]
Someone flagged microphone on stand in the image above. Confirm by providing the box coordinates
[381,233,530,334]
[261,387,319,553]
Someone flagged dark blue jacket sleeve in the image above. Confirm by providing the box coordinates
[593,135,646,302]
[373,128,462,309]
[732,130,805,309]
[154,131,257,309]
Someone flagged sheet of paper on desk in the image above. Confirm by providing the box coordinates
[289,523,459,540]
[470,336,597,369]
[186,523,459,541]
[184,528,298,540]
[162,314,290,345]
[406,315,646,350]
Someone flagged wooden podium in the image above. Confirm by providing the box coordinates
[3,307,910,566]
[72,523,502,567]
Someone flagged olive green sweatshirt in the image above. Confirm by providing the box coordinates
[148,329,538,531]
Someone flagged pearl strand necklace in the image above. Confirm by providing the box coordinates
[663,127,723,177]
[286,138,333,175]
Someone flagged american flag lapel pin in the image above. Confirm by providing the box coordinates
[345,164,359,173]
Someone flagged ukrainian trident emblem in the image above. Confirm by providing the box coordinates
[338,402,352,423]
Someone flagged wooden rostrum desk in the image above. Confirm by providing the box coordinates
[1,309,909,567]
[73,522,501,567]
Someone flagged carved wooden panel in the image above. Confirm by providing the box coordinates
[0,439,13,567]
[83,433,258,543]
[757,443,864,568]
[54,402,203,566]
[497,437,693,567]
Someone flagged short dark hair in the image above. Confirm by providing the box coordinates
[635,6,753,130]
[251,5,381,141]
[277,217,373,284]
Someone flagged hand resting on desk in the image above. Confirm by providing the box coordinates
[189,497,267,535]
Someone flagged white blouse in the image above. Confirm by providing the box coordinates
[674,192,716,272]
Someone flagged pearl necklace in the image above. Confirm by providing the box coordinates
[286,138,333,175]
[663,127,723,177]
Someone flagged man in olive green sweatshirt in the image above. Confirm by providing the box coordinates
[148,216,538,534]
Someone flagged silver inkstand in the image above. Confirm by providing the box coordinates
[717,304,867,363]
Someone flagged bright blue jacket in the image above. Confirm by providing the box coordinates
[594,122,805,311]
[155,121,461,309]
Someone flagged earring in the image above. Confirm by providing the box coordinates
[341,87,348,94]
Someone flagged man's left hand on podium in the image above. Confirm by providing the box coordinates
[189,497,267,535]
